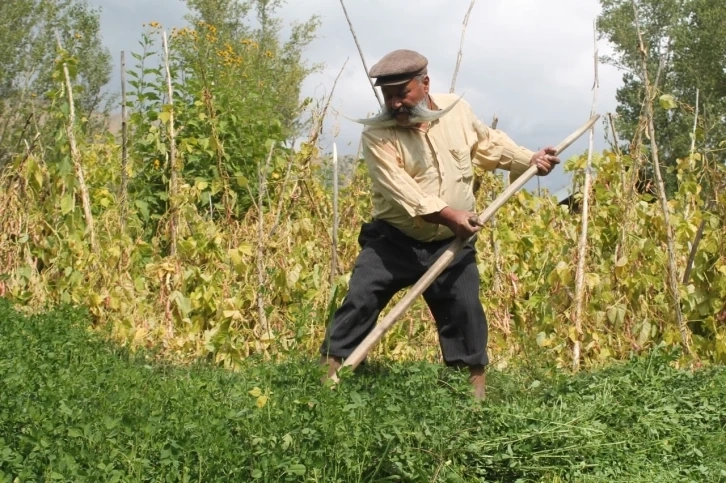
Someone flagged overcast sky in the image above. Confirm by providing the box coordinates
[88,0,623,194]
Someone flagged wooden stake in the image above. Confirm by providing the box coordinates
[120,50,129,225]
[257,142,275,339]
[489,114,503,293]
[338,0,382,107]
[683,90,705,285]
[330,143,339,287]
[56,34,96,253]
[632,0,691,353]
[340,115,600,372]
[162,31,179,256]
[608,112,629,263]
[572,24,599,371]
[450,0,477,93]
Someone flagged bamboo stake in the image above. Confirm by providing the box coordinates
[338,0,382,107]
[450,0,477,93]
[330,143,339,288]
[56,34,96,253]
[608,113,629,262]
[683,90,705,285]
[489,114,503,293]
[120,50,128,225]
[688,89,699,163]
[340,115,600,372]
[632,0,691,353]
[162,31,179,256]
[572,24,599,371]
[257,142,275,339]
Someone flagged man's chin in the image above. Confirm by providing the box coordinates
[394,114,411,126]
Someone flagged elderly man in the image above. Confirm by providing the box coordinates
[319,49,559,399]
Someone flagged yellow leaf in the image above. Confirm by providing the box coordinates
[256,395,268,409]
[249,387,262,398]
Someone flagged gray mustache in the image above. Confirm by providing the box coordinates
[349,96,463,127]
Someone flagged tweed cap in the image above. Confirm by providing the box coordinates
[369,49,428,86]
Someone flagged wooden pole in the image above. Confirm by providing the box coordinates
[56,34,96,253]
[257,142,275,339]
[572,24,599,371]
[632,0,691,354]
[489,114,503,293]
[120,50,128,226]
[683,90,705,286]
[450,0,477,94]
[338,0,382,107]
[330,143,339,287]
[340,115,600,372]
[162,31,179,256]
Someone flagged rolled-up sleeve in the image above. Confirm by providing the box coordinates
[362,130,448,217]
[470,117,535,182]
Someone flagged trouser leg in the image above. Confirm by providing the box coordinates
[422,242,489,368]
[320,221,419,359]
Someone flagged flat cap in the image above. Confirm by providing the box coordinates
[369,49,428,86]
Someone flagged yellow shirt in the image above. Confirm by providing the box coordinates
[361,93,535,241]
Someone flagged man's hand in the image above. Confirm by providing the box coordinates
[530,146,560,176]
[422,206,482,239]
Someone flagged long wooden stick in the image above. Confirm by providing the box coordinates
[330,143,339,287]
[632,0,690,353]
[341,115,601,371]
[57,34,96,253]
[162,31,179,257]
[572,24,600,371]
[120,50,129,226]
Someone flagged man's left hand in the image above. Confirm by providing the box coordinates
[530,147,560,176]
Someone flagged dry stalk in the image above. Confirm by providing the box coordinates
[338,0,382,107]
[120,50,129,226]
[162,31,180,257]
[632,0,691,353]
[572,24,599,371]
[56,34,96,253]
[450,0,477,93]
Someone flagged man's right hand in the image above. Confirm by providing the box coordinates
[422,206,482,239]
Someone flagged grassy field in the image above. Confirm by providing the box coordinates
[0,300,725,482]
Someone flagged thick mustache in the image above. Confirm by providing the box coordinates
[348,96,463,127]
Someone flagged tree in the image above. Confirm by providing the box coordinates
[0,0,112,166]
[597,0,726,194]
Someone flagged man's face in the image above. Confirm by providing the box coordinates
[381,76,429,126]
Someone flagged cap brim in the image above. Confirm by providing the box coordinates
[373,75,416,87]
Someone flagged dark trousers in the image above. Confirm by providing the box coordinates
[320,220,489,367]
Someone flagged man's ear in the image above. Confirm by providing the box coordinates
[422,75,430,94]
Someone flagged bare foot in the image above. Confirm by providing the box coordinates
[468,365,487,400]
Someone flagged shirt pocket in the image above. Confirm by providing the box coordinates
[450,147,473,181]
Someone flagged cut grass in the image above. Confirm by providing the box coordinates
[0,300,725,482]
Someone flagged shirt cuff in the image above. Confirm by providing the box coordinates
[509,147,535,182]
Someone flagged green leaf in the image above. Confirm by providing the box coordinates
[659,94,677,110]
[287,464,306,476]
[158,111,172,124]
[61,194,74,215]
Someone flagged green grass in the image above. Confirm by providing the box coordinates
[1,300,725,482]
